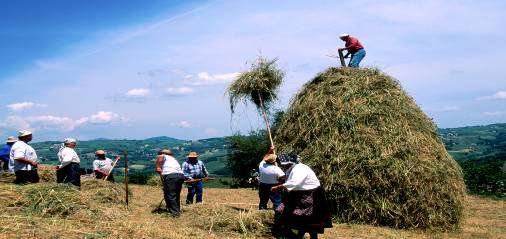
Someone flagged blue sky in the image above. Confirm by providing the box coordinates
[1,0,505,141]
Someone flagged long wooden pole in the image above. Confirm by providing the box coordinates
[124,150,129,206]
[338,49,346,67]
[257,92,275,154]
[103,156,120,181]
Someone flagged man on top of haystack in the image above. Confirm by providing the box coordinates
[338,34,366,68]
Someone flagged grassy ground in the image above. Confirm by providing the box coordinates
[0,181,504,239]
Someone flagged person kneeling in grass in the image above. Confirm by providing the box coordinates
[258,147,285,210]
[156,149,185,217]
[271,154,332,239]
[56,138,81,187]
[93,150,118,182]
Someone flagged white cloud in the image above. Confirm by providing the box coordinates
[204,128,219,136]
[477,91,506,100]
[7,102,47,111]
[167,87,194,96]
[125,88,150,97]
[483,111,506,116]
[171,121,192,128]
[185,72,239,86]
[0,111,128,132]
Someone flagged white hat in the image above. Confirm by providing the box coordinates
[339,33,350,38]
[6,136,17,143]
[18,130,32,137]
[63,138,77,144]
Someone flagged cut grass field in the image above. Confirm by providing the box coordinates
[0,181,504,239]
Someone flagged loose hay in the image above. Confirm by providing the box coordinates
[228,56,284,113]
[274,67,466,231]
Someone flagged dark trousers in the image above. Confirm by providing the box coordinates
[162,173,184,216]
[14,170,39,184]
[186,181,203,204]
[95,171,115,182]
[259,183,282,210]
[56,163,81,187]
[1,160,8,171]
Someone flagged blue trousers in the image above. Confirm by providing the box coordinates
[186,181,203,204]
[349,49,366,68]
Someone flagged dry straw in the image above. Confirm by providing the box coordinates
[274,67,466,231]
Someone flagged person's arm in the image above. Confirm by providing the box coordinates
[155,155,164,174]
[201,161,209,178]
[272,166,307,192]
[59,149,73,168]
[15,157,37,166]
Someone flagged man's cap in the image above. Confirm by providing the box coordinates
[18,130,32,137]
[188,152,199,158]
[95,150,106,155]
[161,149,172,155]
[6,136,17,143]
[278,153,300,165]
[339,33,350,38]
[264,154,277,164]
[63,138,76,144]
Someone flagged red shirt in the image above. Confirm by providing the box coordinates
[345,37,364,53]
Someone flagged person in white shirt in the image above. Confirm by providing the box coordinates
[56,138,81,187]
[93,150,119,182]
[258,148,285,210]
[155,149,185,217]
[271,153,332,239]
[10,130,39,184]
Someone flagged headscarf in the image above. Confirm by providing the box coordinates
[278,153,300,166]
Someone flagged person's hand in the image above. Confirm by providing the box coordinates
[268,146,275,154]
[115,156,120,160]
[31,161,38,167]
[271,185,283,192]
[54,165,60,170]
[155,167,162,174]
[203,177,209,182]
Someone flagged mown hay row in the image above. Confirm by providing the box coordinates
[274,67,466,231]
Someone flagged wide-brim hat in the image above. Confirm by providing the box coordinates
[6,136,17,143]
[187,152,199,158]
[18,130,32,137]
[264,154,277,164]
[95,150,106,155]
[161,149,172,155]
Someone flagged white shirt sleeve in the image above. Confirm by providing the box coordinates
[11,145,26,160]
[60,148,74,167]
[275,166,285,178]
[283,165,308,191]
[92,160,99,171]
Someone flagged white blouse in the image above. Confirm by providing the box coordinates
[283,163,320,191]
[58,147,80,167]
[161,155,183,175]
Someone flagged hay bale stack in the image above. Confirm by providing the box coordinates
[274,67,466,230]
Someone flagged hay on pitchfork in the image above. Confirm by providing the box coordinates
[274,67,466,231]
[228,56,284,114]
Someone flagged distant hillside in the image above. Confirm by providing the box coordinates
[32,137,230,176]
[31,123,506,180]
[439,123,506,161]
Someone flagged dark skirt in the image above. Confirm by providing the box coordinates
[275,187,332,233]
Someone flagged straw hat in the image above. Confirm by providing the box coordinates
[187,152,199,158]
[161,149,172,155]
[6,136,17,143]
[264,154,277,164]
[64,138,76,144]
[95,150,106,155]
[18,130,32,137]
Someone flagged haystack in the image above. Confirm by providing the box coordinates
[274,67,466,230]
